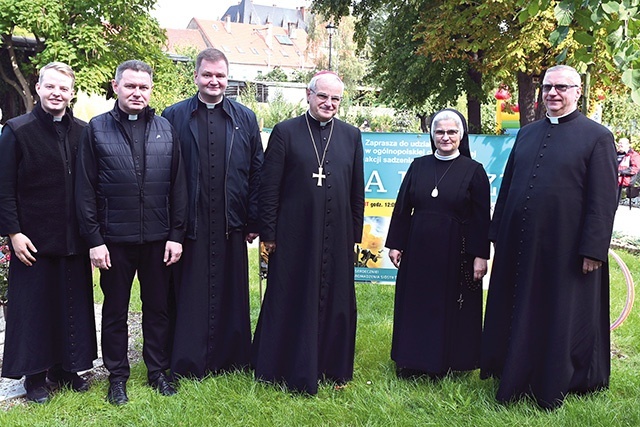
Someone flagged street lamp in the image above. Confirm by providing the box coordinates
[326,23,337,70]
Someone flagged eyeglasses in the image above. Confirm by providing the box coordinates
[540,84,580,93]
[310,89,342,103]
[434,129,459,137]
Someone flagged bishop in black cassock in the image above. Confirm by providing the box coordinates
[252,72,365,395]
[481,65,618,409]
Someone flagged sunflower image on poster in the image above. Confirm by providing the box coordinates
[355,217,387,268]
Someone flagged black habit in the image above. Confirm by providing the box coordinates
[386,154,490,376]
[252,112,365,394]
[480,110,618,409]
[0,105,97,378]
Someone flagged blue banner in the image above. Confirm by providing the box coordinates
[355,132,516,282]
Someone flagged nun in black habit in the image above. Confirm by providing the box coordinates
[385,109,490,378]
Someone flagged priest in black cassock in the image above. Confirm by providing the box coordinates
[481,65,618,409]
[0,62,97,404]
[386,109,490,379]
[162,48,263,378]
[252,71,365,395]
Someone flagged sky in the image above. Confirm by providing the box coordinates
[152,0,311,29]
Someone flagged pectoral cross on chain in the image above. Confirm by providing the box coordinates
[312,166,326,187]
[457,293,464,309]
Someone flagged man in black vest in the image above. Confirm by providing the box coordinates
[0,62,97,403]
[75,60,187,405]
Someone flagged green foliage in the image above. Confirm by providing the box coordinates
[236,82,261,118]
[254,67,289,82]
[341,107,422,132]
[290,69,316,83]
[152,48,197,113]
[602,91,640,145]
[365,3,477,118]
[524,0,640,102]
[0,0,170,113]
[480,102,503,135]
[2,247,640,424]
[305,13,367,91]
[236,85,305,130]
[258,92,306,129]
[313,0,628,127]
[91,269,142,312]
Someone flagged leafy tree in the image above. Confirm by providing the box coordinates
[0,0,169,115]
[255,66,289,82]
[519,0,640,103]
[313,0,626,127]
[365,2,484,132]
[152,47,198,113]
[305,13,366,91]
[602,91,640,141]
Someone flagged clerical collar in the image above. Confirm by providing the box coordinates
[53,116,63,122]
[434,151,460,161]
[117,105,146,121]
[546,108,577,124]
[307,111,332,127]
[198,93,223,109]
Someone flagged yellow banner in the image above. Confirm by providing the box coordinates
[365,199,396,216]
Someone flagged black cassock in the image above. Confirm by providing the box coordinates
[386,155,490,376]
[171,105,252,378]
[252,113,364,394]
[481,110,618,409]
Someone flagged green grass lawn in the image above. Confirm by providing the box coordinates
[1,249,639,426]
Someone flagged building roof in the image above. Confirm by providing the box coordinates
[163,28,208,54]
[222,0,308,31]
[185,18,314,70]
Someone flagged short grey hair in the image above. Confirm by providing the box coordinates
[431,110,465,140]
[545,65,581,85]
[115,60,153,83]
[39,62,75,88]
[308,72,344,93]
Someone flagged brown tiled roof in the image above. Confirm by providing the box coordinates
[164,28,208,53]
[183,18,314,70]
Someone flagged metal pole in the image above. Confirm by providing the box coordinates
[329,33,333,70]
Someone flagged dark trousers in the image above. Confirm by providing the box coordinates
[100,241,173,383]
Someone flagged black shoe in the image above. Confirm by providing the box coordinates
[107,381,128,405]
[149,372,177,396]
[47,370,90,392]
[25,374,51,404]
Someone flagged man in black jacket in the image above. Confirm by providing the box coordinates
[76,60,187,405]
[161,48,263,378]
[0,62,97,403]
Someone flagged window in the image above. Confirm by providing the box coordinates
[275,35,294,45]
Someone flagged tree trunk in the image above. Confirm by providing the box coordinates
[418,112,429,133]
[517,70,537,126]
[1,34,35,113]
[534,69,546,121]
[466,67,482,133]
